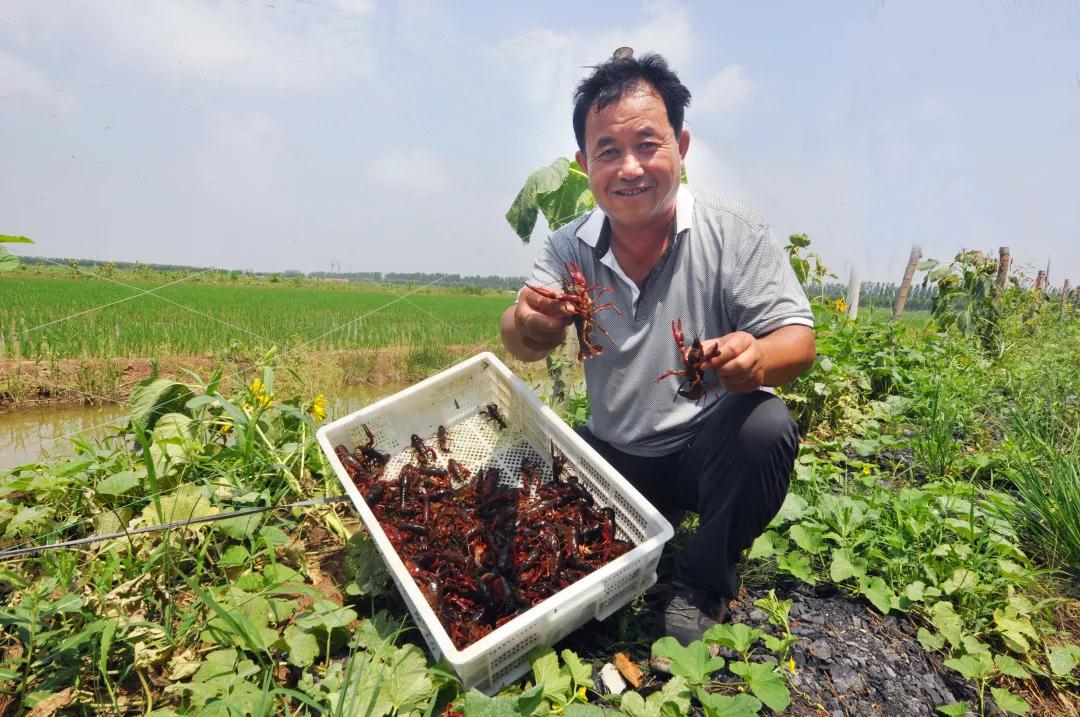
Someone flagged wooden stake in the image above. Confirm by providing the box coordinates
[996,247,1010,289]
[892,245,922,321]
[846,266,860,320]
[1036,270,1046,292]
[1062,279,1071,314]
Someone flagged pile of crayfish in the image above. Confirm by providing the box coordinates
[334,412,633,650]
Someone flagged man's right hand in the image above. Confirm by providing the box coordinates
[500,286,575,361]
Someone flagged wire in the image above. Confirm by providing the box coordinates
[0,495,349,560]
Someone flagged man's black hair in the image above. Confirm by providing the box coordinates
[572,52,691,152]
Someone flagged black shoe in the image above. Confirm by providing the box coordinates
[661,581,730,645]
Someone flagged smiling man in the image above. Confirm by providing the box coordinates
[501,51,816,644]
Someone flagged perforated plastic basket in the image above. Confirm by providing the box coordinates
[316,352,673,694]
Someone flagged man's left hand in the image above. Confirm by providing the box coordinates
[702,331,765,393]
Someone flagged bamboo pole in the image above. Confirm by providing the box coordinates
[846,266,860,320]
[996,247,1010,289]
[892,245,922,321]
[1035,270,1046,292]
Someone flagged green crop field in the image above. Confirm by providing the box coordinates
[0,276,513,359]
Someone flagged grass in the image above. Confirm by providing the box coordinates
[0,275,512,359]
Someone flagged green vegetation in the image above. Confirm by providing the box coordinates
[1,237,1078,715]
[0,276,510,360]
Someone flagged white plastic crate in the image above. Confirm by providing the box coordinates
[316,352,674,694]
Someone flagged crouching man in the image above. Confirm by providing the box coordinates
[501,50,816,643]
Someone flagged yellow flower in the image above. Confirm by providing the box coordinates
[249,376,272,409]
[576,686,587,701]
[833,298,847,313]
[310,393,327,422]
[787,657,797,675]
[217,419,232,435]
[862,465,871,475]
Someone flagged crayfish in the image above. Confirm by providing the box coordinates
[333,422,633,650]
[526,260,622,361]
[656,319,721,404]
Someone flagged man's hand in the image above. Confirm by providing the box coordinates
[700,325,816,393]
[701,331,765,393]
[500,286,575,362]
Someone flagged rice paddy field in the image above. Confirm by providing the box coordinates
[0,275,512,360]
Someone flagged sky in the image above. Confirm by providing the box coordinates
[1,1,1078,284]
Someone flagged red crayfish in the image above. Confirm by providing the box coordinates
[526,260,622,361]
[334,418,634,650]
[656,319,721,404]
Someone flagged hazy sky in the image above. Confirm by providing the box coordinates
[2,1,1078,284]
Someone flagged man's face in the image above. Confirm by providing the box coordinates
[576,82,690,233]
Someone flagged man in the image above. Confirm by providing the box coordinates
[501,51,816,644]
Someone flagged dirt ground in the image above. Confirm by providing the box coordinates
[0,347,549,410]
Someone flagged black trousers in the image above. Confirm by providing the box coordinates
[576,390,798,599]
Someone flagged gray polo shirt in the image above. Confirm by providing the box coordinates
[528,185,813,457]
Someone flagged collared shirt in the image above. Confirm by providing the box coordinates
[528,185,814,457]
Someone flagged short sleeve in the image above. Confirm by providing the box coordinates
[724,223,814,336]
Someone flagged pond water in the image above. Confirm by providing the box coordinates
[0,383,405,470]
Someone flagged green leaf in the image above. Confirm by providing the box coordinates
[703,623,763,654]
[4,505,51,538]
[1047,644,1080,677]
[193,648,239,682]
[0,235,33,243]
[463,690,519,717]
[917,628,946,651]
[994,607,1039,654]
[777,550,815,584]
[905,581,926,603]
[94,470,140,497]
[943,653,995,681]
[531,647,572,704]
[829,548,867,582]
[219,545,250,568]
[936,702,968,717]
[650,637,725,685]
[993,654,1031,680]
[141,484,217,527]
[727,661,790,712]
[858,576,894,614]
[770,493,809,525]
[788,524,826,554]
[748,530,784,560]
[283,625,320,667]
[129,378,195,431]
[695,689,763,717]
[561,649,594,689]
[517,684,545,715]
[564,705,617,716]
[990,687,1030,715]
[941,568,978,596]
[930,601,965,647]
[506,157,594,241]
[215,510,263,540]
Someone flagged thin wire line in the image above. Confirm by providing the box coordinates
[0,496,349,559]
[35,257,281,347]
[11,266,219,339]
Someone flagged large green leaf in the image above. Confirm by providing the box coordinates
[695,689,763,717]
[506,158,594,241]
[727,661,790,712]
[0,234,33,243]
[0,248,17,272]
[650,637,725,685]
[129,378,195,431]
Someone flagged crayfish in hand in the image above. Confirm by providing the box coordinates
[656,319,721,404]
[526,260,622,361]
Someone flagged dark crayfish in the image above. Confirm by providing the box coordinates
[656,319,721,404]
[337,427,634,650]
[526,260,622,361]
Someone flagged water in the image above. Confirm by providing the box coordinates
[0,383,405,470]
